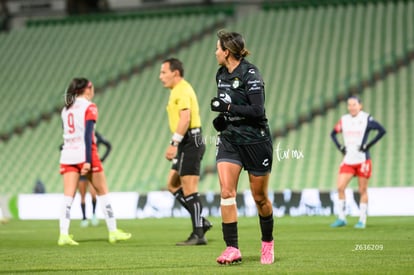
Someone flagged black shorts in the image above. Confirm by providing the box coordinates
[172,128,205,176]
[216,135,273,176]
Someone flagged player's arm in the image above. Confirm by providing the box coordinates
[82,104,98,174]
[82,119,95,174]
[211,72,265,118]
[360,118,386,152]
[210,91,264,118]
[330,120,346,155]
[228,92,264,118]
[95,131,112,162]
[170,109,190,146]
[165,109,190,160]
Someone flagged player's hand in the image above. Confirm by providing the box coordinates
[339,145,346,155]
[211,97,229,112]
[212,114,228,131]
[359,144,369,152]
[81,163,91,175]
[165,145,177,161]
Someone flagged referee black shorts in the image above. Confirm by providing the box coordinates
[216,135,273,176]
[172,128,205,176]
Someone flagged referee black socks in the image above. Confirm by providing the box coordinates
[173,188,190,212]
[185,193,204,238]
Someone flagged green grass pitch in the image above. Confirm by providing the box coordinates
[0,216,413,274]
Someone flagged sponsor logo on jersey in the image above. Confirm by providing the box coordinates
[248,80,261,85]
[218,79,231,88]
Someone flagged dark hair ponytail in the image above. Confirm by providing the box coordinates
[217,29,250,60]
[64,78,90,109]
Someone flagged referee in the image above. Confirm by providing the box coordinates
[159,57,211,245]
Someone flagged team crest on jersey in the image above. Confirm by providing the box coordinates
[232,78,240,89]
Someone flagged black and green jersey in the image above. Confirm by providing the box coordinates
[215,58,271,145]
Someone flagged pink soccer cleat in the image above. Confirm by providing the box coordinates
[261,240,274,264]
[216,246,242,265]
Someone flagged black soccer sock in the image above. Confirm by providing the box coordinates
[184,192,203,238]
[259,213,274,242]
[81,203,86,220]
[173,188,190,212]
[92,198,97,215]
[222,222,238,248]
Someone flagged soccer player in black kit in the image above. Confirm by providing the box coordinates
[211,30,274,265]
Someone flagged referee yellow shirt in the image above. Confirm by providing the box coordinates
[166,79,201,133]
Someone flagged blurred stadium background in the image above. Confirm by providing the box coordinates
[0,0,412,199]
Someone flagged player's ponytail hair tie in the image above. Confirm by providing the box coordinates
[240,48,249,58]
[86,81,93,89]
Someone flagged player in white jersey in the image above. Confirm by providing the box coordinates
[330,96,386,229]
[58,77,131,245]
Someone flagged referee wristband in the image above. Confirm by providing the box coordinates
[172,133,184,143]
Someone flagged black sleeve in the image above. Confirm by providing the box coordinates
[84,120,95,163]
[95,131,112,162]
[330,129,343,150]
[228,93,265,118]
[365,118,386,148]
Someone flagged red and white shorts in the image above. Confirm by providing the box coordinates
[339,159,372,179]
[60,151,103,174]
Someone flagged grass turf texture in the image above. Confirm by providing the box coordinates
[0,216,413,274]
